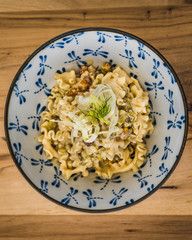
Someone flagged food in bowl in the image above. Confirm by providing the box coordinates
[39,62,154,179]
[5,28,187,212]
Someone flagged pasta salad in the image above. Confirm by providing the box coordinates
[38,62,154,179]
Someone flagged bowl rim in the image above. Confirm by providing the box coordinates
[4,27,188,213]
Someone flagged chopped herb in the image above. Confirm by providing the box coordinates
[80,97,111,124]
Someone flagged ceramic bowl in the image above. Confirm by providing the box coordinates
[4,28,188,212]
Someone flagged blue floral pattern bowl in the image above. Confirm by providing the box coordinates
[5,28,188,212]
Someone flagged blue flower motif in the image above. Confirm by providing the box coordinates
[164,90,174,114]
[148,99,161,126]
[97,32,112,43]
[125,199,134,205]
[8,116,28,135]
[144,81,164,98]
[62,32,84,45]
[51,166,68,187]
[141,145,159,168]
[37,55,52,76]
[56,67,66,74]
[35,144,43,155]
[138,42,151,60]
[13,84,29,104]
[133,170,152,188]
[119,50,137,68]
[20,64,32,81]
[162,137,173,160]
[151,59,164,79]
[163,63,176,84]
[34,78,51,96]
[167,114,185,130]
[30,158,53,173]
[83,189,103,208]
[61,187,79,205]
[94,175,121,190]
[40,180,48,193]
[109,188,128,206]
[64,51,87,67]
[114,35,133,47]
[13,142,28,165]
[147,184,154,192]
[83,46,109,58]
[156,163,168,178]
[27,103,46,131]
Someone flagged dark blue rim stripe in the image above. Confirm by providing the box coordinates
[4,27,188,213]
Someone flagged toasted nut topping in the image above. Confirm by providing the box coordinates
[101,62,112,75]
[83,76,92,86]
[67,88,78,96]
[80,65,88,75]
[78,79,88,92]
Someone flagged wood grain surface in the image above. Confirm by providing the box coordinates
[0,215,192,240]
[0,0,192,239]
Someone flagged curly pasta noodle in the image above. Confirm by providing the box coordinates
[39,63,154,179]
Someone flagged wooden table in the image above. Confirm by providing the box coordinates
[0,1,192,239]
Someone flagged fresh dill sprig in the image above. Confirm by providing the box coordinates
[80,97,111,124]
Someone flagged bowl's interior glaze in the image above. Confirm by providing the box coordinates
[6,29,187,211]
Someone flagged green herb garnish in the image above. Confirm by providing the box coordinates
[80,97,111,124]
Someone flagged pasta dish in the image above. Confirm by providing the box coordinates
[38,62,154,179]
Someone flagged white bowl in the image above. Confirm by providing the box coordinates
[5,28,188,212]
